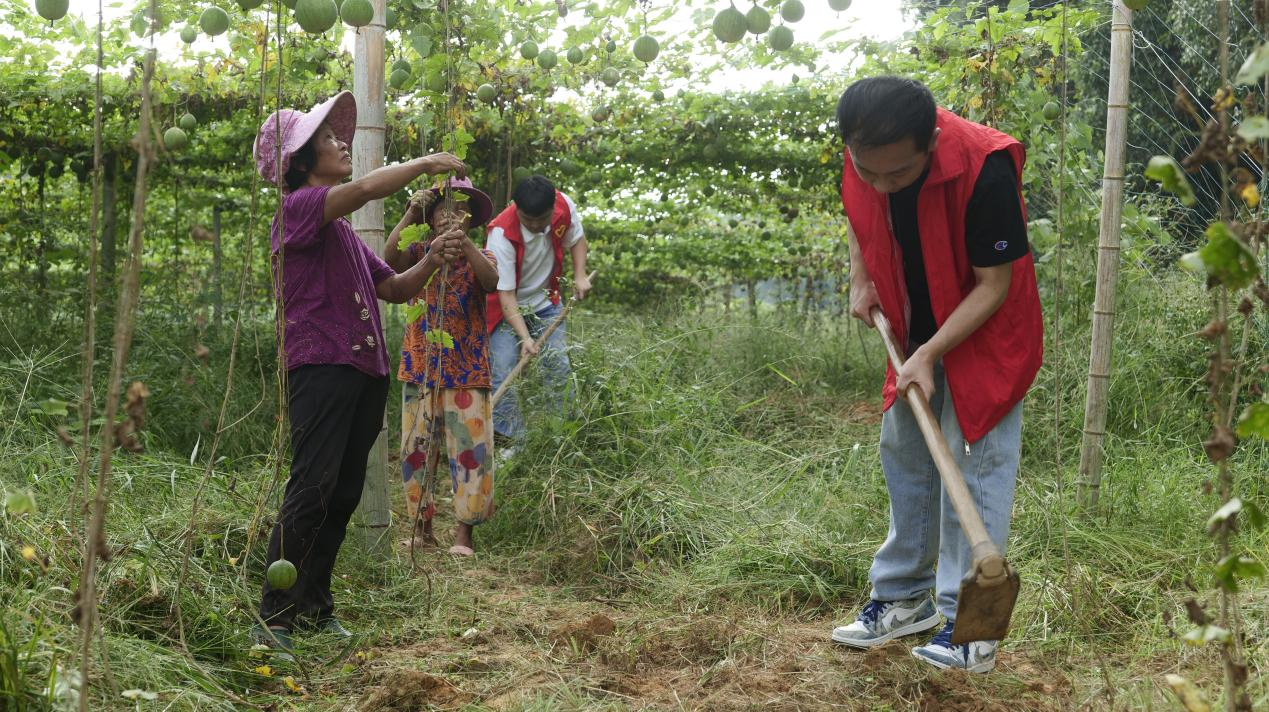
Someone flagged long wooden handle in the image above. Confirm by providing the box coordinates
[490,271,596,407]
[870,308,1004,575]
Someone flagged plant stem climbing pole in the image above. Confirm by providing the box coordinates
[1210,7,1250,709]
[1077,0,1133,512]
[74,0,106,546]
[399,0,462,584]
[172,14,273,656]
[352,0,392,558]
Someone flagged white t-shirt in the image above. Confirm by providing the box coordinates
[486,192,584,314]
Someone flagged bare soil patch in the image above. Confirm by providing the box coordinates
[338,563,1079,711]
[358,669,471,711]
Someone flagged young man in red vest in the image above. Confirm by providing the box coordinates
[485,175,591,445]
[829,77,1042,673]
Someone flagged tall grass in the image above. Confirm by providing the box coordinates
[0,263,1266,708]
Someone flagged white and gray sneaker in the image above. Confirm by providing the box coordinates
[911,622,997,673]
[831,596,940,648]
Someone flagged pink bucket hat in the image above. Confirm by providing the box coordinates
[253,91,357,189]
[426,177,494,226]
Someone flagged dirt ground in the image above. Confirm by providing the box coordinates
[337,564,1077,712]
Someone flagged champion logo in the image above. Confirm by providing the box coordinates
[994,240,1009,251]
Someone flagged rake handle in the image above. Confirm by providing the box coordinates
[870,308,1005,580]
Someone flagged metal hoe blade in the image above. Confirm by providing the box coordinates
[951,554,1020,644]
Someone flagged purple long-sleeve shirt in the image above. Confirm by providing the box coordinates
[270,186,395,377]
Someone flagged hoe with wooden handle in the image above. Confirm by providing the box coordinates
[491,271,597,408]
[870,307,1020,644]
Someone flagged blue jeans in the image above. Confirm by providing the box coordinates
[869,362,1023,621]
[490,302,572,440]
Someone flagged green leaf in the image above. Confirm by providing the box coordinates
[449,127,475,160]
[766,363,798,386]
[1178,251,1205,274]
[1144,155,1197,206]
[1162,675,1208,710]
[1236,42,1269,85]
[37,398,69,417]
[1237,116,1269,141]
[1235,402,1269,440]
[412,35,434,58]
[399,224,428,249]
[1164,673,1212,712]
[4,490,37,516]
[1182,624,1231,646]
[424,329,455,348]
[1213,554,1266,592]
[404,302,426,324]
[1197,222,1258,289]
[1244,500,1267,530]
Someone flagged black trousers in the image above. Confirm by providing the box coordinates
[260,364,388,629]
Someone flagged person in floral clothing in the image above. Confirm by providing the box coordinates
[385,177,498,556]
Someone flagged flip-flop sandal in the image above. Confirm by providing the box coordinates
[448,545,474,557]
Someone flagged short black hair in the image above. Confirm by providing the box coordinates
[836,76,937,151]
[512,175,556,217]
[284,139,318,193]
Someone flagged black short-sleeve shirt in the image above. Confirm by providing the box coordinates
[887,149,1029,345]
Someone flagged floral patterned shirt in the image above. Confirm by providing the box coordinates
[397,242,497,389]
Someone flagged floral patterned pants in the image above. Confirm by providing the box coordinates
[401,386,495,528]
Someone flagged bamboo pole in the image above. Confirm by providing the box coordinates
[352,0,391,558]
[1077,0,1133,511]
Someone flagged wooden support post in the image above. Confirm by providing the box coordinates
[1077,0,1133,512]
[352,0,392,558]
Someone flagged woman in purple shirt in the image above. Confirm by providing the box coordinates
[252,91,465,657]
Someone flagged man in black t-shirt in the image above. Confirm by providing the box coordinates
[830,76,1044,674]
[887,150,1030,347]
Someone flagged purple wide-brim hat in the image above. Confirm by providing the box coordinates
[426,176,494,227]
[253,91,357,190]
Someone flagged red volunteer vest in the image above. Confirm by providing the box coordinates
[484,191,572,333]
[840,108,1043,443]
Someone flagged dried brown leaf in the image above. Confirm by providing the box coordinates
[1204,426,1236,462]
[1184,598,1210,625]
